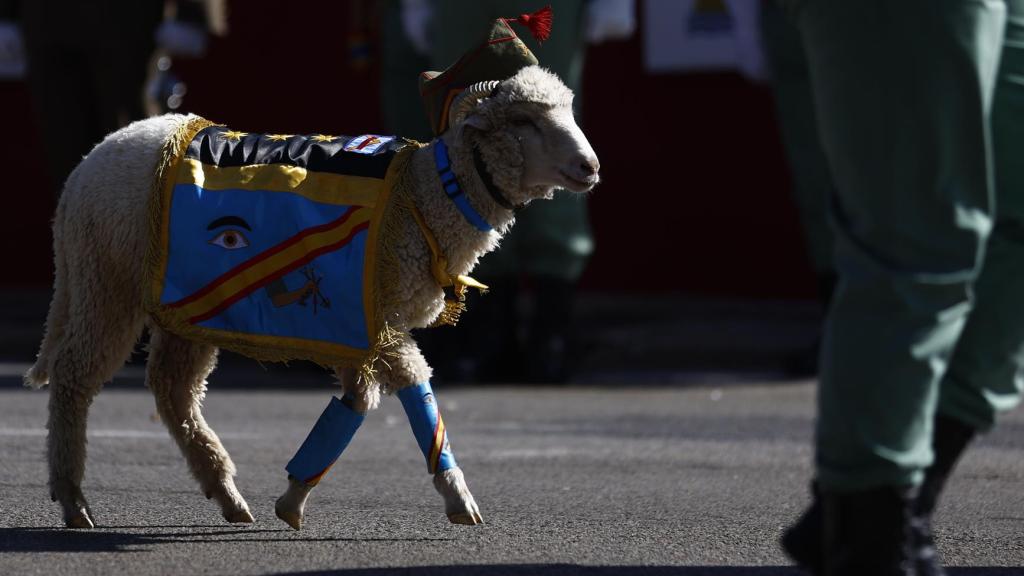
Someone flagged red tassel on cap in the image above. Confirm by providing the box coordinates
[513,5,553,43]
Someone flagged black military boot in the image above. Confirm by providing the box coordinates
[822,486,918,576]
[783,485,916,576]
[911,415,976,576]
[782,416,976,576]
[780,483,824,575]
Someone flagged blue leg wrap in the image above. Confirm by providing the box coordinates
[285,395,365,485]
[398,382,457,474]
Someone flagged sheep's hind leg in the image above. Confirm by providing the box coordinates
[146,327,252,524]
[47,312,145,528]
[47,364,103,529]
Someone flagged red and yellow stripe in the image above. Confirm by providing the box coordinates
[168,205,372,324]
[429,414,447,474]
[302,464,334,487]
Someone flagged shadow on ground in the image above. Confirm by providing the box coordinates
[0,527,451,553]
[1,528,1021,576]
[269,568,1024,576]
[275,568,803,576]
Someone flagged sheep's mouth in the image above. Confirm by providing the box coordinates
[559,171,599,192]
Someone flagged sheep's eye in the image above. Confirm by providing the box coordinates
[509,115,536,129]
[209,229,250,250]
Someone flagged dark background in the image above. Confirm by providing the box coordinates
[0,1,815,300]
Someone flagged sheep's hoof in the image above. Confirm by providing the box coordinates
[65,508,95,529]
[447,511,483,525]
[224,509,254,524]
[275,506,302,531]
[53,482,94,529]
[208,478,253,525]
[433,467,484,526]
[274,476,313,531]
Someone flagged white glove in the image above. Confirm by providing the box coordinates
[0,21,25,80]
[585,0,636,44]
[401,0,433,55]
[155,20,209,58]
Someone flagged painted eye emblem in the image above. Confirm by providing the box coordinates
[209,229,250,250]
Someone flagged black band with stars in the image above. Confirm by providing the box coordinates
[185,125,411,180]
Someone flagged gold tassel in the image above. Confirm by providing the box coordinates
[433,300,468,327]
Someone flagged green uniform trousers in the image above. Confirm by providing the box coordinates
[794,0,1024,490]
[761,1,835,280]
[429,0,593,281]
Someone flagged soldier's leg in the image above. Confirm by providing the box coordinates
[761,0,835,294]
[939,0,1024,434]
[792,0,1005,573]
[912,2,1024,568]
[803,0,1001,494]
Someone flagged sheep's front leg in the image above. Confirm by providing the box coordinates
[398,383,483,524]
[386,338,483,525]
[275,369,368,530]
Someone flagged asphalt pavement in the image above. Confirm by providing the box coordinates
[1,380,1022,576]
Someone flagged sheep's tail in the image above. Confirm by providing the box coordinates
[24,274,68,388]
[25,204,71,389]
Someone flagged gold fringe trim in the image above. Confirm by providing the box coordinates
[356,322,403,391]
[357,144,422,389]
[144,115,218,323]
[434,300,468,327]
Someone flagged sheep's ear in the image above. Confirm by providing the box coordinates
[462,112,491,132]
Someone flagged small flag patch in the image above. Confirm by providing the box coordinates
[344,135,394,155]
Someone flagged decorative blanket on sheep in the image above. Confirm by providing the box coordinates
[145,117,416,369]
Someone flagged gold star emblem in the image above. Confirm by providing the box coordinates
[311,134,336,143]
[221,130,248,141]
[266,134,292,141]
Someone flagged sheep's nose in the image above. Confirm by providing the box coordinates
[579,157,600,177]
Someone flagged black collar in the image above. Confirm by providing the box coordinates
[472,146,519,212]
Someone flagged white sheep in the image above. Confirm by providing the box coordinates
[25,65,600,530]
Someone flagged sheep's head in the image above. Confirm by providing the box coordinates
[450,66,600,205]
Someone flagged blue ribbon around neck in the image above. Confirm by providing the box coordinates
[433,139,493,233]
